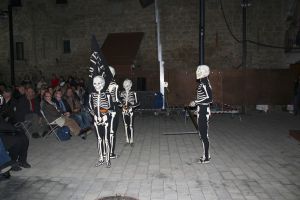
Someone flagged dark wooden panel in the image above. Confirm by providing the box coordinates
[112,67,295,106]
[222,70,244,105]
[102,32,144,65]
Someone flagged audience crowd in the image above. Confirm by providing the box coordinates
[0,73,92,179]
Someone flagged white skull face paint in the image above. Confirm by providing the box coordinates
[109,66,116,77]
[93,76,105,93]
[196,65,210,79]
[123,79,132,92]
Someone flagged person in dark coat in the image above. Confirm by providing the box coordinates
[15,87,47,137]
[0,87,17,124]
[0,93,31,171]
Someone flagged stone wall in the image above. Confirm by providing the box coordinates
[0,0,290,85]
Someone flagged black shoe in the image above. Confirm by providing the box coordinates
[32,132,41,138]
[0,171,11,181]
[18,161,31,168]
[2,171,11,179]
[110,153,117,159]
[11,164,22,171]
[42,131,48,137]
[80,133,87,140]
[79,127,91,135]
[198,157,211,164]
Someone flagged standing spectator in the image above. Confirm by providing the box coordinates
[294,75,300,115]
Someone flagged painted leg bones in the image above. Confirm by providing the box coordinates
[89,76,112,168]
[120,79,139,146]
[190,65,213,164]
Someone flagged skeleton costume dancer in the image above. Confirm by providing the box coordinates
[89,76,113,168]
[190,65,213,164]
[107,66,119,158]
[119,79,139,146]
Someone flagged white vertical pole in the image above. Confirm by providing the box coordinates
[155,0,165,109]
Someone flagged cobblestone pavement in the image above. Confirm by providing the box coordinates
[1,111,300,200]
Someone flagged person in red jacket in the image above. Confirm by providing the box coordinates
[50,73,60,88]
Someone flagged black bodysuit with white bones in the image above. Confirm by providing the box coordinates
[89,91,113,167]
[119,90,138,145]
[194,77,212,161]
[107,80,119,157]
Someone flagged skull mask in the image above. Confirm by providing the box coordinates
[93,76,105,93]
[196,65,210,79]
[123,79,132,92]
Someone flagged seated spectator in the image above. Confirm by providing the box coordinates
[21,74,32,86]
[50,73,59,88]
[53,90,91,132]
[0,82,6,93]
[47,86,54,97]
[66,75,77,88]
[0,94,30,171]
[64,88,92,129]
[59,75,66,87]
[41,91,88,139]
[0,137,12,180]
[13,85,26,100]
[37,85,47,103]
[36,76,47,90]
[53,90,72,117]
[0,87,17,124]
[15,87,47,138]
[75,82,86,105]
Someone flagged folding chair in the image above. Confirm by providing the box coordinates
[14,120,32,139]
[40,110,61,142]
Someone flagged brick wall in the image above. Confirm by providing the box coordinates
[0,0,290,85]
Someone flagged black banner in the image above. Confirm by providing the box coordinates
[88,35,112,92]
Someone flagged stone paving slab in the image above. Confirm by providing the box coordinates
[1,111,300,200]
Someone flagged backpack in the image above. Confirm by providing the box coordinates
[56,126,71,141]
